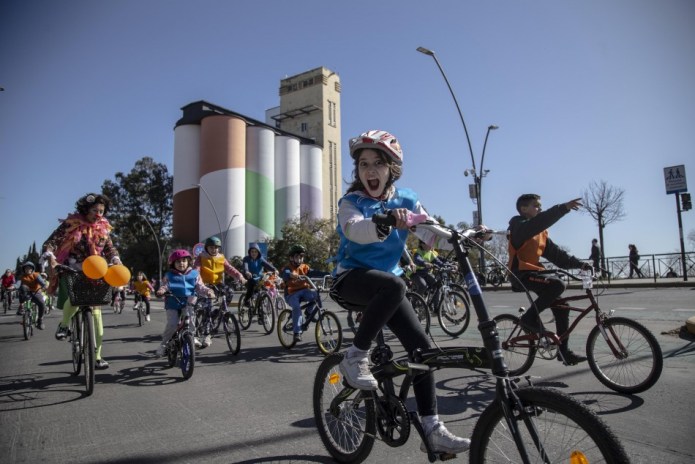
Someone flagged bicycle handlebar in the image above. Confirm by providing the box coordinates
[371,213,499,242]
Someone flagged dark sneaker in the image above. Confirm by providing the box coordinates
[293,333,302,343]
[420,423,471,454]
[55,324,68,340]
[559,350,587,365]
[95,359,109,370]
[36,320,45,330]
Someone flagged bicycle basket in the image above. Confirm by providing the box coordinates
[65,272,112,306]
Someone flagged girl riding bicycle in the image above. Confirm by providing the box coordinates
[155,249,215,357]
[132,271,155,321]
[330,130,470,455]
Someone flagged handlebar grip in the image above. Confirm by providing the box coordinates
[371,213,396,226]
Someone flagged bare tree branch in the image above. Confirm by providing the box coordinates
[582,180,626,226]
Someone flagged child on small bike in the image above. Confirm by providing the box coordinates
[16,262,47,328]
[507,193,592,365]
[193,236,246,346]
[280,244,326,342]
[132,271,155,321]
[331,130,470,455]
[241,242,277,310]
[155,249,215,357]
[412,239,445,295]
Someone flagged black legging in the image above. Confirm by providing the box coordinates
[518,272,571,350]
[334,268,437,417]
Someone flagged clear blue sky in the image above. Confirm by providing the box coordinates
[2,0,694,270]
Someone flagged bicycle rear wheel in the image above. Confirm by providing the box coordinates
[258,294,275,334]
[494,314,536,376]
[470,386,629,463]
[316,311,342,355]
[237,294,252,330]
[223,313,241,355]
[82,309,95,396]
[406,291,430,334]
[586,316,663,394]
[180,332,195,380]
[437,290,470,336]
[313,353,376,463]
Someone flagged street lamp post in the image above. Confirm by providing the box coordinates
[195,182,223,241]
[139,214,162,285]
[417,46,499,277]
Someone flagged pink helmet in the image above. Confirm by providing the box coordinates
[168,249,192,266]
[349,130,403,165]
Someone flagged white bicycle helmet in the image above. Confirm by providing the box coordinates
[349,130,403,165]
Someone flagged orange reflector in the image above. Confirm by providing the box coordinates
[328,373,340,384]
[570,450,589,464]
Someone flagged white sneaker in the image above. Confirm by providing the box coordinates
[420,423,470,455]
[156,345,166,357]
[203,335,212,347]
[194,337,202,348]
[145,315,150,322]
[339,351,377,390]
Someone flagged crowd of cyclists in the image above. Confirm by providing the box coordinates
[5,129,630,459]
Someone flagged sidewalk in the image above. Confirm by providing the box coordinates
[485,276,695,291]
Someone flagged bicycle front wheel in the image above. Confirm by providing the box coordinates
[258,294,275,334]
[82,309,95,396]
[223,313,241,355]
[277,309,296,349]
[71,316,83,375]
[586,316,663,394]
[237,294,252,330]
[494,314,536,376]
[22,309,32,340]
[470,386,629,464]
[137,303,143,326]
[406,291,430,334]
[180,332,195,380]
[316,311,342,355]
[437,290,471,336]
[313,353,376,463]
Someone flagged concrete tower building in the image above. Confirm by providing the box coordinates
[268,67,341,221]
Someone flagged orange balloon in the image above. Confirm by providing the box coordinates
[82,255,108,279]
[104,265,131,287]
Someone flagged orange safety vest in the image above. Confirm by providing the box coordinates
[20,272,44,293]
[508,230,548,272]
[199,254,225,284]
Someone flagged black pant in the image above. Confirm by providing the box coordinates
[412,271,436,296]
[334,268,436,416]
[518,272,571,351]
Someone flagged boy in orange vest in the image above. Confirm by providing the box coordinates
[507,193,592,365]
[17,262,48,329]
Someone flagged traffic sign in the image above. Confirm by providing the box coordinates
[664,165,687,194]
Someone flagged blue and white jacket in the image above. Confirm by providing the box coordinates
[335,187,448,275]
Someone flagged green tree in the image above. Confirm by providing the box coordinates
[101,157,173,281]
[266,214,339,273]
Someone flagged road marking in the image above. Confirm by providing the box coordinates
[672,308,695,312]
[612,307,646,311]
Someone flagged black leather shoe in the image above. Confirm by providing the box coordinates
[559,350,587,365]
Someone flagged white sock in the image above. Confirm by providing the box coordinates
[346,344,369,359]
[422,415,440,434]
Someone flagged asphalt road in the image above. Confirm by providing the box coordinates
[1,286,694,464]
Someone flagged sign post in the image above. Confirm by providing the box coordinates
[664,165,688,281]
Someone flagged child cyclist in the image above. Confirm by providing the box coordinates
[507,193,592,365]
[2,269,16,309]
[412,239,446,295]
[280,244,327,342]
[193,236,246,347]
[16,262,48,328]
[241,243,278,317]
[155,250,215,356]
[330,130,471,455]
[132,271,155,321]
